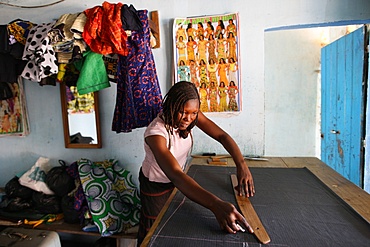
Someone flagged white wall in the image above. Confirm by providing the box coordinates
[265,25,355,157]
[1,0,370,186]
[265,28,322,157]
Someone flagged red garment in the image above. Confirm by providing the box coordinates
[83,1,128,56]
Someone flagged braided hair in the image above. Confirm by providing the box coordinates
[161,81,200,139]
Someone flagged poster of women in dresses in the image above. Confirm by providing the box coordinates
[173,13,240,112]
[0,77,29,137]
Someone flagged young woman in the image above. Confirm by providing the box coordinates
[207,58,218,85]
[226,19,237,38]
[218,81,228,112]
[207,34,217,62]
[197,34,208,64]
[216,33,227,61]
[198,59,208,87]
[228,57,238,83]
[208,81,218,112]
[205,21,214,39]
[186,36,197,62]
[177,60,190,82]
[199,82,210,112]
[137,81,254,245]
[218,58,229,86]
[189,59,199,87]
[176,24,187,42]
[227,32,237,61]
[215,19,225,39]
[196,22,205,40]
[176,36,187,65]
[228,80,239,111]
[186,23,196,41]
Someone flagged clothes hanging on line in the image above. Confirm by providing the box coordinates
[112,9,162,133]
[83,2,129,56]
[0,2,162,133]
[21,22,59,82]
[0,22,30,83]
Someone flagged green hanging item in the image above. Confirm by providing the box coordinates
[74,49,110,95]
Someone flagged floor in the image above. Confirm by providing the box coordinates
[59,232,137,247]
[59,232,100,246]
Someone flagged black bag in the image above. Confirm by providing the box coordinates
[60,195,79,223]
[0,196,32,212]
[5,177,34,199]
[31,192,61,214]
[45,160,75,197]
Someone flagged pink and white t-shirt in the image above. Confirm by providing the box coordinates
[141,116,192,183]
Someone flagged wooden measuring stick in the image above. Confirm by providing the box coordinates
[231,174,271,244]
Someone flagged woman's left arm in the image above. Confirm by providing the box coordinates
[196,111,255,197]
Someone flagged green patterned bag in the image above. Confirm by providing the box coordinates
[78,158,140,236]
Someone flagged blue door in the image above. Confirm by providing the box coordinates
[321,26,367,187]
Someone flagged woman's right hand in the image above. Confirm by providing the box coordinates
[210,199,253,234]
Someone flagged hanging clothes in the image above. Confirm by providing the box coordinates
[7,20,34,46]
[0,25,10,53]
[102,54,119,83]
[0,25,27,83]
[83,1,128,56]
[74,49,110,95]
[52,12,87,64]
[120,4,143,31]
[21,22,59,83]
[112,9,162,133]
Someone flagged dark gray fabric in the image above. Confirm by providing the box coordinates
[147,165,370,247]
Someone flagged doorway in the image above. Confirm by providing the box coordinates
[264,23,369,192]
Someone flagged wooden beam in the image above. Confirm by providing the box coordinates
[231,174,271,244]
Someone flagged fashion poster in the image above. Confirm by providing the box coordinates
[0,76,29,137]
[173,13,241,112]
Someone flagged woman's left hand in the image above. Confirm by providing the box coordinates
[234,160,255,197]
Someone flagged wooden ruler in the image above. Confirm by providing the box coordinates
[231,174,271,244]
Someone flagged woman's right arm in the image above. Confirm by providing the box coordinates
[145,135,252,233]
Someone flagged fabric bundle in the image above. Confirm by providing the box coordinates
[78,158,141,236]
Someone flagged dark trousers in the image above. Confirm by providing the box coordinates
[137,168,174,246]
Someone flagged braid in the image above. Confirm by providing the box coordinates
[161,81,200,138]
